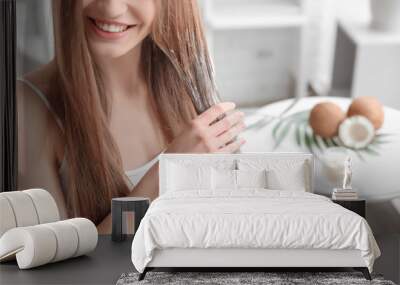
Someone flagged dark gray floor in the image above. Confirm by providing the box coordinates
[0,235,134,285]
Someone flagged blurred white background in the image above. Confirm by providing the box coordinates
[200,0,400,110]
[200,0,368,103]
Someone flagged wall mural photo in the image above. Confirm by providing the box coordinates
[1,0,399,284]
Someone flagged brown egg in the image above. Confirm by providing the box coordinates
[347,96,384,130]
[309,102,346,138]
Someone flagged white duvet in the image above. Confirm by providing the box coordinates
[131,190,380,273]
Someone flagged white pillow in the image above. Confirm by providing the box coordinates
[212,169,268,190]
[236,169,268,189]
[212,168,237,190]
[238,158,311,192]
[267,167,307,191]
[167,163,212,191]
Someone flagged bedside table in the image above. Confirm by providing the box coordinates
[332,199,366,218]
[111,197,150,242]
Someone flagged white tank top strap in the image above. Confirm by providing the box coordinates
[17,78,64,132]
[125,149,166,189]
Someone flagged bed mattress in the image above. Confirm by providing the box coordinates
[131,190,380,273]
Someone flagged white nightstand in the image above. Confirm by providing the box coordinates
[331,20,400,110]
[200,0,310,105]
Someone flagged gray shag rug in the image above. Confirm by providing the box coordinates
[116,272,396,285]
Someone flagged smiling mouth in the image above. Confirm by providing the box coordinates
[89,17,136,33]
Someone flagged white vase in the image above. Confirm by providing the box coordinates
[370,0,400,32]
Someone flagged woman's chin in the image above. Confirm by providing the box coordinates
[89,45,136,59]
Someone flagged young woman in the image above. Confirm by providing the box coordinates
[17,0,246,233]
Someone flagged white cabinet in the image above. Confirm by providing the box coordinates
[201,0,309,107]
[331,20,400,109]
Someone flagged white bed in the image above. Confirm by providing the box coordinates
[131,153,380,280]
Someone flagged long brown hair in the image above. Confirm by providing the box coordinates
[50,0,219,224]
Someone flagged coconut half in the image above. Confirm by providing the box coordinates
[339,116,375,149]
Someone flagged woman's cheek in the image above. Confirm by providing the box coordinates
[141,0,156,28]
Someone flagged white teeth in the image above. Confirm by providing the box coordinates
[95,21,128,33]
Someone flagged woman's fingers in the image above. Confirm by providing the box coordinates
[210,111,245,136]
[216,121,246,147]
[197,102,236,126]
[215,138,246,153]
[168,102,245,155]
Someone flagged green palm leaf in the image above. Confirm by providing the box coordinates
[312,133,323,150]
[372,139,391,145]
[375,133,396,139]
[322,138,332,148]
[295,121,303,147]
[350,148,366,162]
[273,120,294,149]
[272,119,286,139]
[303,125,313,154]
[332,137,340,146]
[272,111,310,149]
[363,146,380,156]
[330,138,340,147]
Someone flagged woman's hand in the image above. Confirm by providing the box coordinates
[166,102,246,154]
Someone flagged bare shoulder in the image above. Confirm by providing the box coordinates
[17,62,64,167]
[18,61,55,100]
